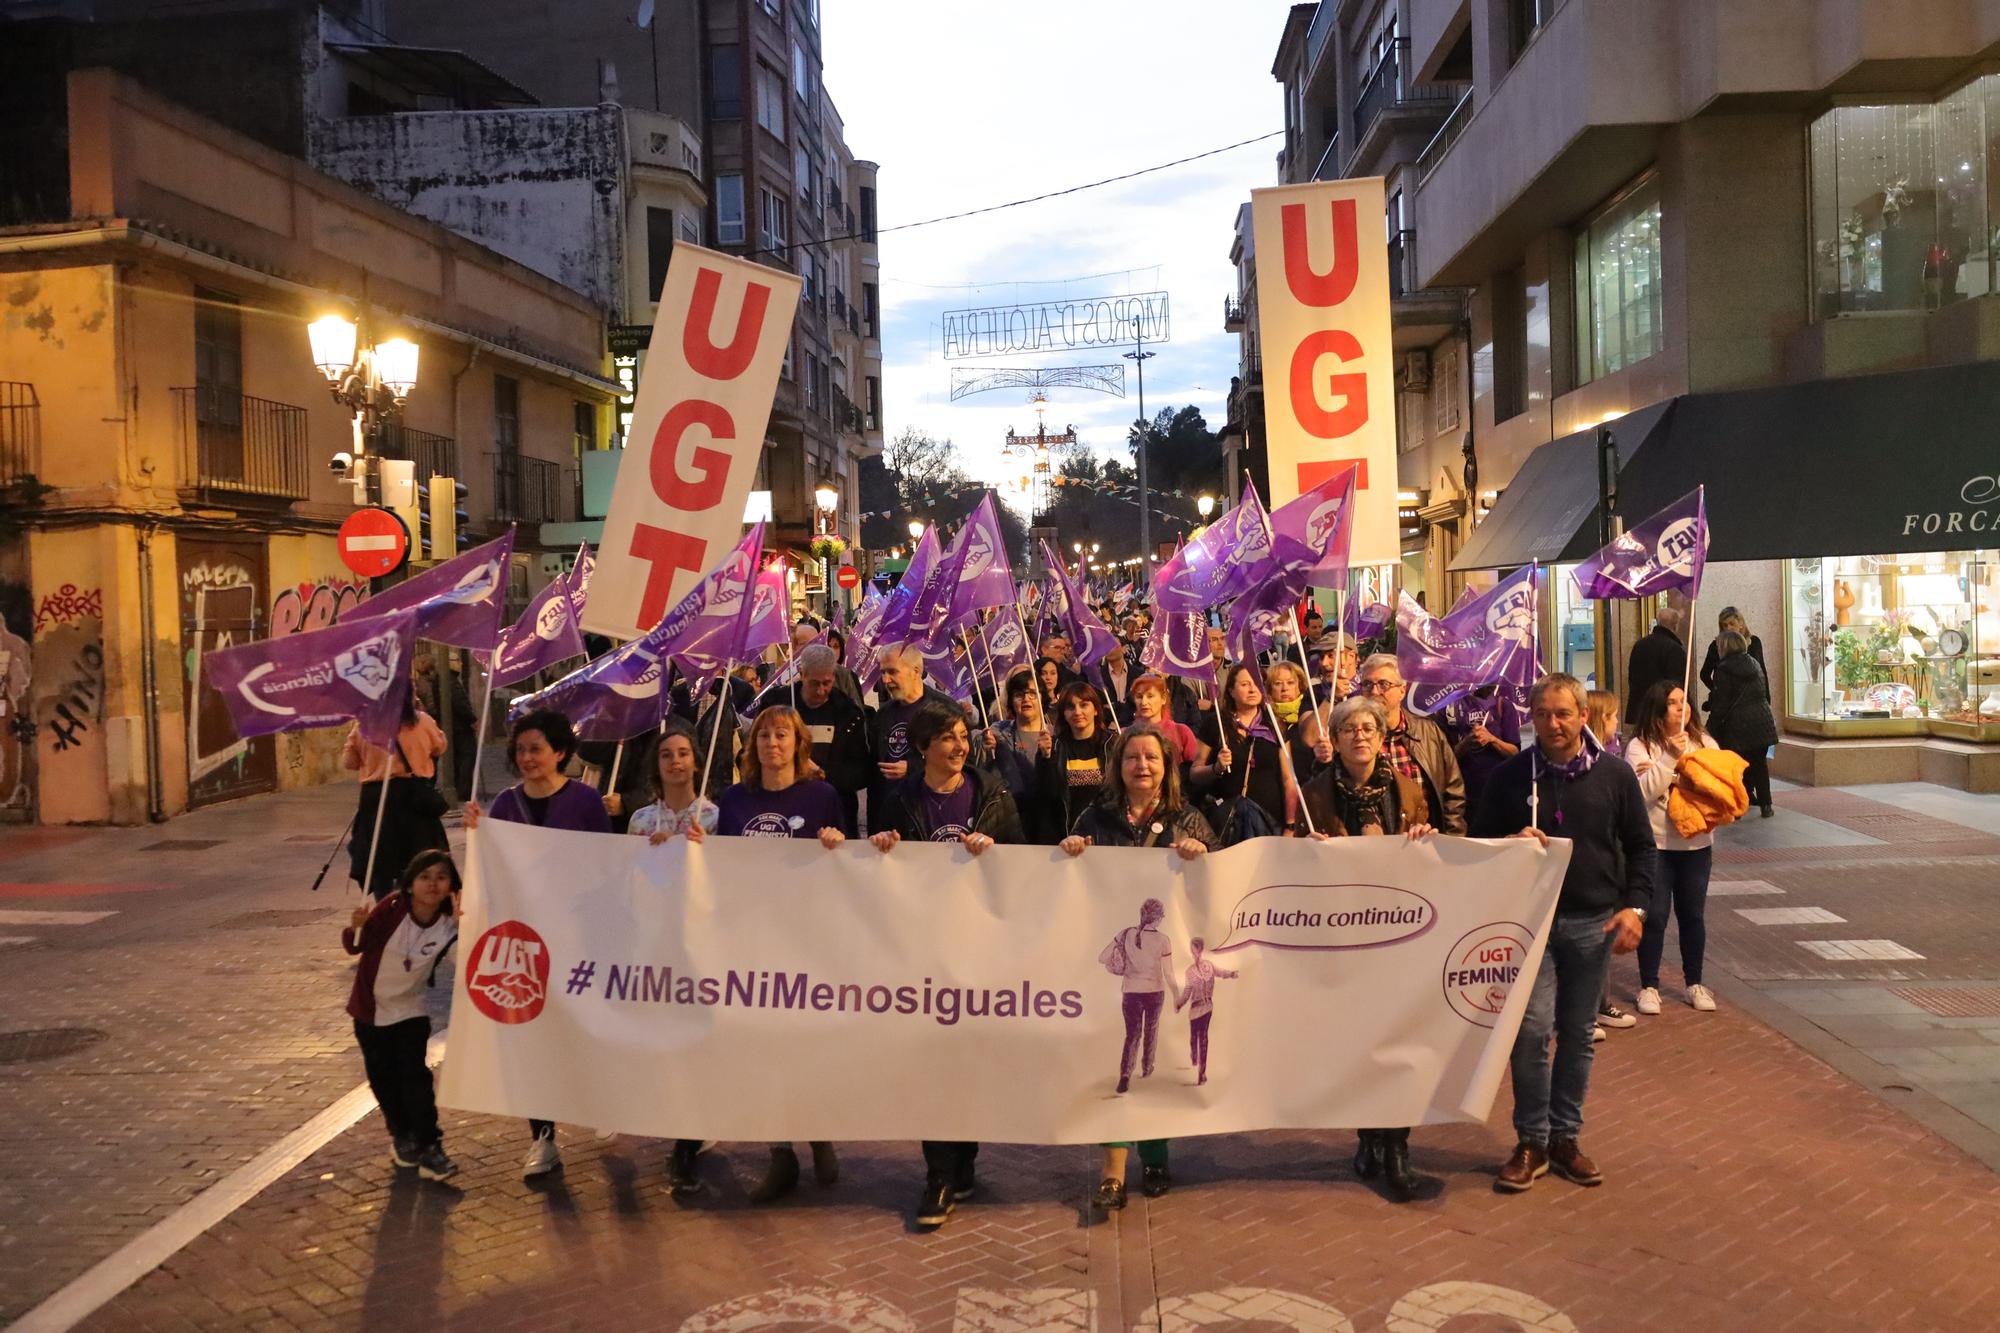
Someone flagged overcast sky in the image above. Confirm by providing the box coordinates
[822,0,1295,509]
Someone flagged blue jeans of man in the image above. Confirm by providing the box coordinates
[1509,910,1613,1148]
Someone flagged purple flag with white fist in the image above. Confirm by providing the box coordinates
[877,527,940,648]
[1038,540,1119,666]
[972,605,1033,686]
[1140,608,1213,683]
[1225,465,1357,662]
[740,562,792,657]
[1341,597,1392,640]
[1571,486,1708,601]
[1151,484,1275,614]
[924,493,1015,649]
[845,591,888,693]
[348,531,514,651]
[1396,565,1540,694]
[206,611,416,750]
[508,638,668,742]
[492,544,592,687]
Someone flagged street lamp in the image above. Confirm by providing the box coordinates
[814,483,839,519]
[908,519,925,542]
[307,307,421,502]
[1197,494,1216,520]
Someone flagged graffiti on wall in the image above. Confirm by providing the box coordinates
[0,620,29,811]
[40,638,103,752]
[269,579,365,638]
[32,583,104,634]
[179,542,275,805]
[31,607,108,823]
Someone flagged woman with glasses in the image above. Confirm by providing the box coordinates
[1300,696,1442,1203]
[1347,654,1467,836]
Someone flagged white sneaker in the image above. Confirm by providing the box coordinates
[1635,987,1662,1016]
[1592,1025,1607,1043]
[1688,984,1717,1012]
[522,1133,562,1178]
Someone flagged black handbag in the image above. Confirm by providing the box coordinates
[395,736,448,819]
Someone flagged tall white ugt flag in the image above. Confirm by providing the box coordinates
[441,824,1569,1144]
[1251,177,1400,568]
[587,243,802,639]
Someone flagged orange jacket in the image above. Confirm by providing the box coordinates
[1667,747,1749,838]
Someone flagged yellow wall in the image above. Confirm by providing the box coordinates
[26,527,113,824]
[266,532,368,791]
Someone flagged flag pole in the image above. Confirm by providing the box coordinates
[357,748,395,900]
[960,628,992,730]
[467,650,495,804]
[606,739,625,799]
[1265,700,1317,836]
[696,669,733,797]
[975,615,1007,721]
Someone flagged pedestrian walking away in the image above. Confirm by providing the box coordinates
[342,849,460,1183]
[1707,630,1779,817]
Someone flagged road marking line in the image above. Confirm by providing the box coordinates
[13,1028,447,1333]
[0,936,35,946]
[1707,880,1784,897]
[1799,939,1924,962]
[1736,906,1845,926]
[0,910,117,926]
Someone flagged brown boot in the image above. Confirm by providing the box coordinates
[1548,1138,1603,1186]
[810,1141,840,1187]
[748,1145,800,1203]
[1494,1141,1548,1193]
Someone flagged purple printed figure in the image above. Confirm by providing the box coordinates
[1100,898,1174,1094]
[1174,937,1238,1086]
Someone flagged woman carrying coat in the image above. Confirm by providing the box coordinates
[1706,630,1777,817]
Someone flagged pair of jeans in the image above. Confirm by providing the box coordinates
[1638,846,1713,989]
[354,1017,438,1149]
[1120,990,1165,1081]
[1509,910,1613,1148]
[922,1140,978,1184]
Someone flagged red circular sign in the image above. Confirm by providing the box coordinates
[836,564,861,589]
[337,507,410,578]
[465,920,552,1025]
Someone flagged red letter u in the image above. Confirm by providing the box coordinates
[683,268,772,379]
[1281,199,1360,308]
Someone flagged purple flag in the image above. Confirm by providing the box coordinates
[972,605,1033,686]
[845,591,888,693]
[1225,466,1358,662]
[491,543,592,687]
[921,637,976,703]
[1572,486,1708,601]
[1038,540,1119,666]
[348,531,513,651]
[633,524,765,685]
[1140,608,1213,683]
[508,637,667,742]
[741,562,791,658]
[923,494,1015,649]
[205,612,416,750]
[877,527,940,647]
[1340,597,1392,640]
[1152,484,1275,614]
[1396,565,1540,694]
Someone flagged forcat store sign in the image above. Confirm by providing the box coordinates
[1251,178,1399,568]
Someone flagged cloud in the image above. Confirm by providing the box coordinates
[821,0,1288,493]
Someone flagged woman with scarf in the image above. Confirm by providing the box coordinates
[1060,722,1215,1210]
[1267,660,1336,779]
[1300,696,1443,1203]
[1192,663,1297,834]
[1039,679,1116,837]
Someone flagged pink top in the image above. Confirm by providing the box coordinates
[342,712,446,782]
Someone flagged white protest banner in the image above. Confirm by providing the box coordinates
[587,243,802,639]
[441,824,1568,1143]
[1251,177,1400,568]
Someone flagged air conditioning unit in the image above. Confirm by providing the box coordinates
[1397,351,1431,392]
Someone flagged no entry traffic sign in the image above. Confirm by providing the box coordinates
[338,507,411,578]
[836,564,861,590]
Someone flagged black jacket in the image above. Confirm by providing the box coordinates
[1470,748,1658,917]
[795,689,874,796]
[1070,800,1216,849]
[1699,634,1767,700]
[1707,653,1779,753]
[1625,626,1688,723]
[875,766,1026,844]
[1038,729,1115,837]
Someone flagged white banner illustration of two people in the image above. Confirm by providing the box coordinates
[1100,898,1239,1093]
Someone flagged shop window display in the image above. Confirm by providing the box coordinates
[1785,551,2000,739]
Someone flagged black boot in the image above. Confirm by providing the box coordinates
[748,1145,800,1204]
[1379,1131,1419,1204]
[1352,1130,1381,1180]
[668,1139,704,1197]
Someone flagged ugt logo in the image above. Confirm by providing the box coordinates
[1484,585,1535,645]
[467,920,551,1024]
[1654,517,1701,576]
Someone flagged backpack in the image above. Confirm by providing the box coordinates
[1205,795,1282,847]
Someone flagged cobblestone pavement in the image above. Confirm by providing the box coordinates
[4,782,1999,1331]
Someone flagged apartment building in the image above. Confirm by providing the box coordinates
[0,70,616,824]
[1245,0,2000,789]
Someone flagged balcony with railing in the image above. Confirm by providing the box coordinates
[1304,3,1337,87]
[173,387,310,501]
[1416,90,1473,182]
[1311,133,1343,182]
[1223,295,1246,331]
[1353,39,1460,155]
[489,452,573,524]
[0,383,41,490]
[378,422,457,485]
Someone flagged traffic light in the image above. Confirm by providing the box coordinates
[380,459,422,556]
[420,475,465,557]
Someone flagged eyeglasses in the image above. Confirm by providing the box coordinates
[1336,724,1381,738]
[1353,678,1403,694]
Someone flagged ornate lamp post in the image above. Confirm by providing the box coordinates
[307,309,419,503]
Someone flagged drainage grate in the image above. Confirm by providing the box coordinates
[142,839,223,852]
[1889,986,2000,1018]
[215,908,337,930]
[0,1027,108,1064]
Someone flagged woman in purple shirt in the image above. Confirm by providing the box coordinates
[463,707,614,1181]
[715,704,847,1205]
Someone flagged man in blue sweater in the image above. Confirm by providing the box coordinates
[1470,672,1657,1193]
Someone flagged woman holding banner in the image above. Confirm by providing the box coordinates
[714,704,847,1203]
[627,719,719,844]
[869,701,1025,1229]
[1192,664,1293,835]
[987,666,1059,844]
[463,707,614,1180]
[1060,722,1214,1210]
[1300,696,1442,1204]
[1040,680,1115,837]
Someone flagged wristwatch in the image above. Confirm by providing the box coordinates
[1630,907,1648,921]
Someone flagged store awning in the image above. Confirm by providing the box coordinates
[1455,358,2000,571]
[1450,400,1675,571]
